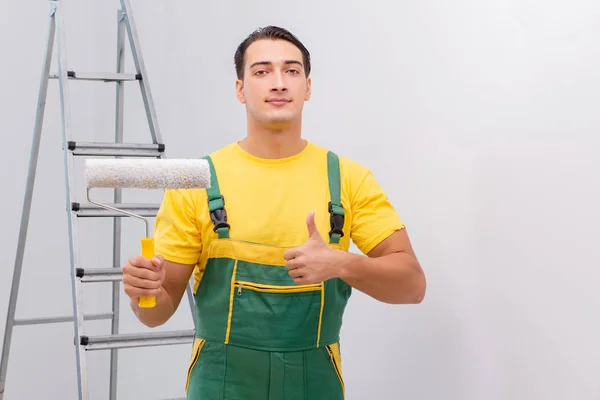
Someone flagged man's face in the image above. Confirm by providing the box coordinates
[236,39,311,127]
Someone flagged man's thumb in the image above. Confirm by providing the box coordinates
[151,255,164,270]
[306,211,322,240]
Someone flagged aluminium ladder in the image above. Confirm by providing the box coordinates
[0,1,196,399]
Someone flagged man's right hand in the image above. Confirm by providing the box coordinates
[121,254,194,327]
[122,254,165,303]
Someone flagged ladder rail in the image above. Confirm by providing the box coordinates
[119,0,198,327]
[0,5,57,399]
[120,0,162,145]
[55,1,89,398]
[109,9,128,400]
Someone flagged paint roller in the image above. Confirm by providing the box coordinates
[84,158,211,308]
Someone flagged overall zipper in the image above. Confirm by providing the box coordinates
[235,281,322,296]
[326,345,344,391]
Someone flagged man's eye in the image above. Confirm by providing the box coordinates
[288,69,299,74]
[254,70,267,75]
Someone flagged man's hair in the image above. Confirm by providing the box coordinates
[234,26,311,80]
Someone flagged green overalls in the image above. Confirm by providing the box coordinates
[185,152,352,400]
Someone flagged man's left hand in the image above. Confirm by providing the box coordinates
[283,211,345,285]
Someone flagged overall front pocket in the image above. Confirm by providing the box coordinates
[325,343,345,394]
[185,337,206,393]
[226,278,325,351]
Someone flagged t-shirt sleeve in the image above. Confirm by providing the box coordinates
[349,168,405,255]
[153,189,202,265]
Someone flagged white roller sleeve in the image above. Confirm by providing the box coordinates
[84,158,211,189]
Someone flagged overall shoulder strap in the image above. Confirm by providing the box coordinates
[326,151,345,244]
[201,155,230,239]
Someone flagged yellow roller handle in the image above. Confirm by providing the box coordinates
[139,237,156,308]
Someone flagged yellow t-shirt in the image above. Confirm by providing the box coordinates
[153,140,405,290]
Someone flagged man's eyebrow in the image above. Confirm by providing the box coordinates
[284,60,303,67]
[249,60,303,69]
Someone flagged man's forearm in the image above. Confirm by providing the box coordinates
[130,287,177,328]
[336,250,426,304]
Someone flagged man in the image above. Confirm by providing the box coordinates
[121,26,426,399]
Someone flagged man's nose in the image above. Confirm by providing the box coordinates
[270,72,287,92]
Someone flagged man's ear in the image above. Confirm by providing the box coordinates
[305,77,312,101]
[235,79,246,104]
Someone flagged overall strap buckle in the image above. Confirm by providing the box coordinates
[328,201,345,238]
[208,195,230,233]
[202,155,230,239]
[327,151,345,244]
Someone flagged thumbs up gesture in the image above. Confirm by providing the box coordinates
[283,211,344,285]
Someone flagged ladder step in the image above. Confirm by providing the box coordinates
[76,267,122,283]
[14,313,113,326]
[72,202,160,217]
[50,70,141,82]
[80,330,195,351]
[67,141,164,157]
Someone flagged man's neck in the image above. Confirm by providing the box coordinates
[239,120,306,159]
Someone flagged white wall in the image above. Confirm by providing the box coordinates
[1,0,599,399]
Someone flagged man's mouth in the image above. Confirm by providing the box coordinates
[266,98,291,106]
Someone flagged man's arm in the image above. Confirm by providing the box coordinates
[336,228,426,304]
[124,256,195,328]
